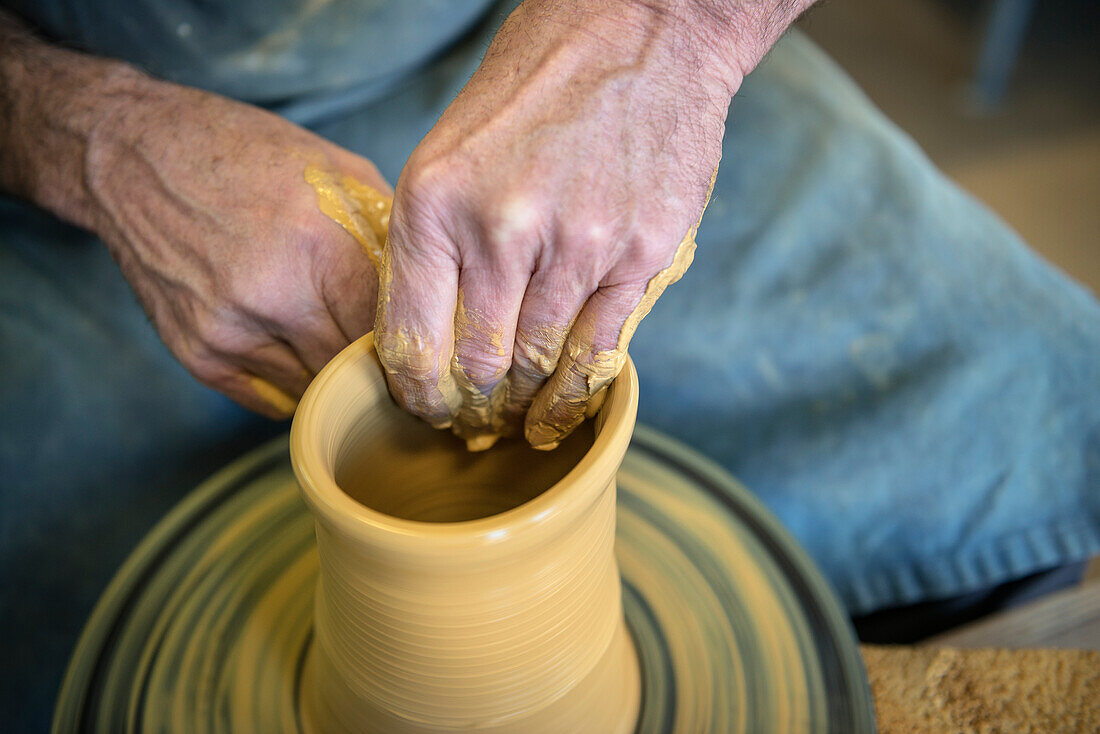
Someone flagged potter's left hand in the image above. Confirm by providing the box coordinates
[376,0,812,450]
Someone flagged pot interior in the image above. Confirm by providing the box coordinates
[334,404,595,523]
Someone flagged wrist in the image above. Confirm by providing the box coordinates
[547,0,813,103]
[659,0,816,96]
[0,17,154,230]
[523,0,740,106]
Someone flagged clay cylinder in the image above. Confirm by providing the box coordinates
[291,334,640,733]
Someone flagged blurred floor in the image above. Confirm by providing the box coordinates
[797,0,1100,294]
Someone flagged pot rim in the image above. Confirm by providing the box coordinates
[290,332,639,551]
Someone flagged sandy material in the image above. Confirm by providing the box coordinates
[862,645,1100,733]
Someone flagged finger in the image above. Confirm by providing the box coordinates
[218,374,297,419]
[226,338,315,413]
[495,269,594,435]
[234,339,314,391]
[276,309,351,375]
[187,346,306,420]
[321,253,379,343]
[525,233,696,450]
[448,264,529,451]
[246,375,300,418]
[523,283,642,450]
[374,218,461,429]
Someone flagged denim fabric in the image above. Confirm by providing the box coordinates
[633,35,1100,615]
[2,6,1100,731]
[2,0,494,104]
[0,203,286,731]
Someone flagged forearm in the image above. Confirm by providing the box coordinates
[0,11,150,230]
[680,0,817,87]
[532,0,814,100]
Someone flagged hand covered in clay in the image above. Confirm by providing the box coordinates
[79,79,389,417]
[377,0,806,450]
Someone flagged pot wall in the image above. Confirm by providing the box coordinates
[291,334,640,733]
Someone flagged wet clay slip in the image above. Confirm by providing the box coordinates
[290,334,642,733]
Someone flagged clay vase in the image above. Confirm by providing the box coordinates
[290,334,641,733]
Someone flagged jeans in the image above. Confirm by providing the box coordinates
[2,12,1099,731]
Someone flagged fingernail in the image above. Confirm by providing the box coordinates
[526,421,563,451]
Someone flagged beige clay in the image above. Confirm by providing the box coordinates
[304,163,391,268]
[290,333,641,733]
[249,375,299,418]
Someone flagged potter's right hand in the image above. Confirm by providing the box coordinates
[0,23,388,417]
[375,0,811,451]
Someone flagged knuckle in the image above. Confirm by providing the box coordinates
[556,220,621,278]
[402,150,450,192]
[224,266,274,312]
[375,325,445,385]
[203,310,250,349]
[395,157,456,224]
[224,261,314,327]
[558,219,609,255]
[191,315,242,359]
[624,231,679,272]
[393,391,441,422]
[454,348,509,387]
[185,349,232,389]
[483,192,545,253]
[590,284,646,328]
[512,329,565,379]
[389,179,460,265]
[292,214,337,256]
[188,307,288,374]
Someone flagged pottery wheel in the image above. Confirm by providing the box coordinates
[53,425,875,733]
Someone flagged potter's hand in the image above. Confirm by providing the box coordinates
[83,86,389,418]
[92,91,389,417]
[376,0,811,449]
[0,20,388,418]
